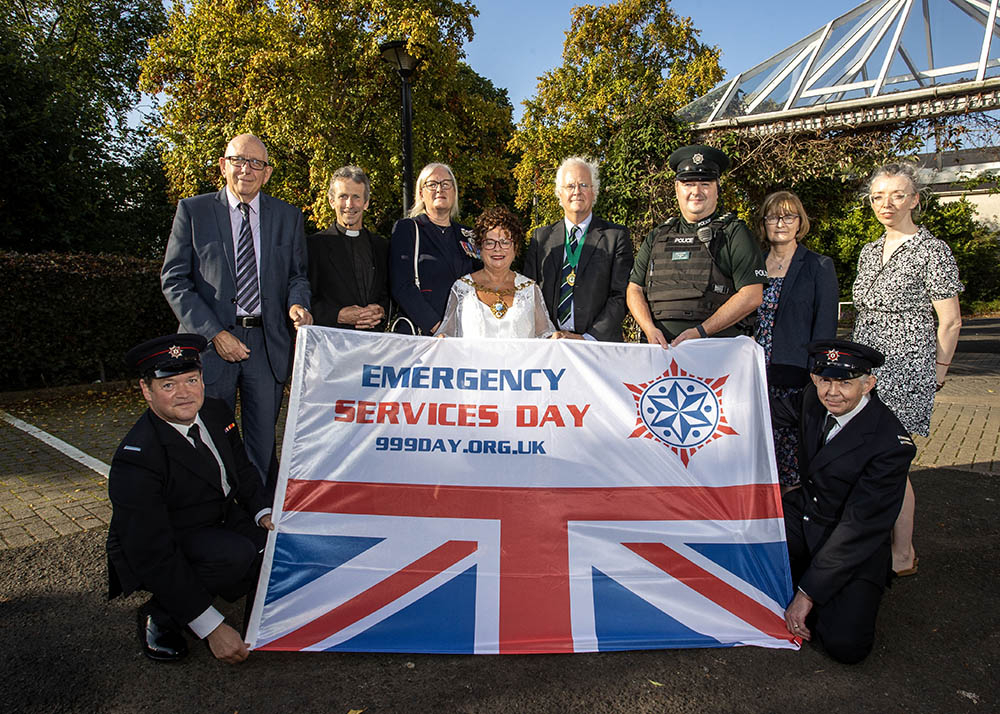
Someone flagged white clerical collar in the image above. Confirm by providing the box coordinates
[337,223,361,237]
[226,188,260,213]
[563,214,593,235]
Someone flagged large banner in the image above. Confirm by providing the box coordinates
[247,327,796,654]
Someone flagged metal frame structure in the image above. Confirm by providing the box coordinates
[680,0,1000,135]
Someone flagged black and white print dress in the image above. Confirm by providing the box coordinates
[852,226,963,436]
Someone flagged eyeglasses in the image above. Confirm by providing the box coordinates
[561,182,591,193]
[224,155,270,171]
[481,238,514,250]
[422,179,454,192]
[764,214,799,225]
[869,192,913,206]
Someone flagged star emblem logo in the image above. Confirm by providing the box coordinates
[692,152,704,165]
[168,345,183,359]
[826,349,841,361]
[624,359,738,467]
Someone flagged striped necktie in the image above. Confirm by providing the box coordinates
[236,202,261,315]
[557,225,580,326]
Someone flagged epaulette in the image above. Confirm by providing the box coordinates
[897,434,914,446]
[122,445,142,452]
[714,212,736,225]
[657,217,680,230]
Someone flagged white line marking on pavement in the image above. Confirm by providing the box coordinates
[0,410,110,478]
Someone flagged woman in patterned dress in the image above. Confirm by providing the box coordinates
[852,162,963,575]
[754,191,839,492]
[436,206,556,339]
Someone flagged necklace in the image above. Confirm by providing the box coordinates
[462,276,518,319]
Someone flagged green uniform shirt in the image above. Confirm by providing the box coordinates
[629,211,767,338]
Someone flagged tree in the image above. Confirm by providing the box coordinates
[140,0,515,237]
[509,0,724,232]
[0,0,171,254]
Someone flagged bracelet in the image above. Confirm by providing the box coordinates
[935,381,946,392]
[936,360,951,366]
[696,324,708,339]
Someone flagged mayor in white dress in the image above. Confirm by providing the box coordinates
[436,206,562,340]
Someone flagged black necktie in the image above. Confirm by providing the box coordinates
[188,423,226,494]
[819,413,837,448]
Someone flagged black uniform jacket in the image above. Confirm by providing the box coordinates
[523,216,633,342]
[772,385,914,604]
[106,398,272,623]
[307,224,390,330]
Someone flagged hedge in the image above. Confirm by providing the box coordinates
[0,251,176,388]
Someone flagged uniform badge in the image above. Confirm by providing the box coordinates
[826,349,841,361]
[168,345,183,359]
[692,153,704,165]
[224,422,236,433]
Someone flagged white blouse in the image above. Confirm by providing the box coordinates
[435,272,555,339]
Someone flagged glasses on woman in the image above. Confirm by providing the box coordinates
[764,214,799,225]
[481,238,514,250]
[869,192,913,206]
[422,179,454,192]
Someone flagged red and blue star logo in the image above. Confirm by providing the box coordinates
[624,360,738,467]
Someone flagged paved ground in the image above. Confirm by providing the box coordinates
[0,320,996,712]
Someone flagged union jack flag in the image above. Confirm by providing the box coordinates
[250,480,795,653]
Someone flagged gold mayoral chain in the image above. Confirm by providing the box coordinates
[464,277,517,319]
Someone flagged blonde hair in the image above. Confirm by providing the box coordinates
[756,190,810,244]
[408,163,460,219]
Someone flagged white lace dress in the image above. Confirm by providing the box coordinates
[435,272,556,338]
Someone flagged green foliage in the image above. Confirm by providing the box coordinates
[509,0,723,233]
[0,252,176,387]
[0,0,172,255]
[141,0,514,236]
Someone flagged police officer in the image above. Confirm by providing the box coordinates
[772,339,915,664]
[626,145,767,347]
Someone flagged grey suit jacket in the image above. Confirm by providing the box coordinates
[161,189,311,383]
[523,216,633,341]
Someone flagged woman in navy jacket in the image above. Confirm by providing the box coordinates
[754,191,839,490]
[390,163,480,334]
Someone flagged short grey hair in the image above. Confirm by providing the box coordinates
[554,156,600,199]
[866,161,924,215]
[328,165,371,202]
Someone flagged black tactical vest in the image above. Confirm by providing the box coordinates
[644,214,738,324]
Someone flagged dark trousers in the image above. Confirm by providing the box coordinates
[203,325,284,485]
[783,492,885,664]
[148,515,267,630]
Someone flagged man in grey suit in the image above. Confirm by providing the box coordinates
[161,133,312,483]
[523,156,632,341]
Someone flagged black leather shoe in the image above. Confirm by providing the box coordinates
[137,607,188,662]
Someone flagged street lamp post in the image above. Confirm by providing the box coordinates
[379,40,423,216]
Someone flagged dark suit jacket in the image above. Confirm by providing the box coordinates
[773,386,914,605]
[161,189,311,384]
[307,224,389,330]
[523,216,633,341]
[106,398,272,624]
[390,214,479,333]
[766,244,839,385]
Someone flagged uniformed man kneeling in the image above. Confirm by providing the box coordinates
[106,334,275,663]
[772,339,915,664]
[626,144,767,347]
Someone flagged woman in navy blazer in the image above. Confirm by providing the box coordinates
[754,191,839,490]
[390,163,480,334]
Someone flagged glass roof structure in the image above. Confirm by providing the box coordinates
[679,0,1000,133]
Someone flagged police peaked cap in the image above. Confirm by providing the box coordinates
[808,339,885,380]
[669,145,731,181]
[126,333,207,379]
